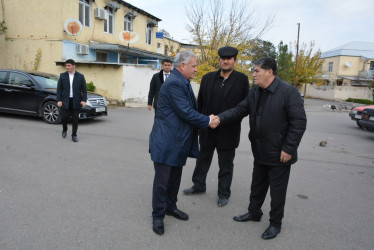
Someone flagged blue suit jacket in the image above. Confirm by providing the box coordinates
[149,68,210,167]
[56,71,87,109]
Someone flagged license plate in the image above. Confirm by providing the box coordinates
[370,117,374,121]
[355,114,361,119]
[96,107,106,112]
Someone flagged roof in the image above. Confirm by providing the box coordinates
[118,1,161,22]
[321,41,374,59]
[89,42,173,60]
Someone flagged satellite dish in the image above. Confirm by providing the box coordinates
[64,19,82,36]
[345,61,352,67]
[119,31,139,43]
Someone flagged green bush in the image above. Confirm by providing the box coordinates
[86,81,96,92]
[345,98,374,104]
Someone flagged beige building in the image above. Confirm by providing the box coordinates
[321,42,374,87]
[0,0,194,101]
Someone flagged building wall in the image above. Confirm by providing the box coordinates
[56,63,125,100]
[122,64,200,103]
[322,55,370,83]
[305,84,373,101]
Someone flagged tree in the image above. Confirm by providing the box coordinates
[248,39,277,63]
[0,20,7,35]
[186,0,274,82]
[276,41,294,83]
[293,41,324,85]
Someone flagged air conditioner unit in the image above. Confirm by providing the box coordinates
[77,44,89,55]
[94,8,106,20]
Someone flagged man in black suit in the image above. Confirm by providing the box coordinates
[147,59,172,113]
[217,57,307,240]
[183,46,249,207]
[57,59,87,142]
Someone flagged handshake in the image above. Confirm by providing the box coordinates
[208,115,220,129]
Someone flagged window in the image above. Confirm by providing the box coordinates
[0,71,7,84]
[146,24,153,45]
[96,52,108,62]
[104,6,114,34]
[9,72,33,87]
[164,45,168,55]
[370,61,374,71]
[328,62,333,72]
[79,0,91,27]
[124,15,133,31]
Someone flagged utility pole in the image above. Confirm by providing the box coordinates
[293,23,300,85]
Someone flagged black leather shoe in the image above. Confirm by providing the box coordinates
[261,225,281,240]
[166,209,189,221]
[233,212,261,222]
[62,130,67,138]
[183,186,205,195]
[152,219,164,235]
[72,136,79,142]
[218,197,229,207]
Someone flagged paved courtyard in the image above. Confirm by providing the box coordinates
[0,98,373,249]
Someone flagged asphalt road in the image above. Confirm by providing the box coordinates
[0,98,373,250]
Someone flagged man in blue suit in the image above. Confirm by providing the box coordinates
[149,51,219,235]
[57,59,87,142]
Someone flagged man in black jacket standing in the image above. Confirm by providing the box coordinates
[217,57,306,239]
[147,59,172,113]
[183,46,249,207]
[57,59,87,142]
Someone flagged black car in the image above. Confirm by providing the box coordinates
[0,69,107,124]
[358,108,374,132]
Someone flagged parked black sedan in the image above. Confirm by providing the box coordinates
[358,108,374,132]
[0,69,107,124]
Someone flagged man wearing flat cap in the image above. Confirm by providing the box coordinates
[184,46,249,207]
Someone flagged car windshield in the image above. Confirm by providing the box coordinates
[31,74,59,89]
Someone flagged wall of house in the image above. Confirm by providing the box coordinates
[122,64,200,103]
[305,84,373,101]
[322,55,367,82]
[0,0,162,68]
[68,64,124,100]
[2,39,63,73]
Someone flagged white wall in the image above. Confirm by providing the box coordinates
[122,65,200,102]
[305,84,373,101]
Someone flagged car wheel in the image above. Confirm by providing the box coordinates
[42,101,61,124]
[356,120,362,129]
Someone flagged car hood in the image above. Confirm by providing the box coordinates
[353,105,374,111]
[87,92,104,98]
[42,89,104,98]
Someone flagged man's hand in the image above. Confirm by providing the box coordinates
[280,150,292,163]
[209,115,220,129]
[81,101,86,108]
[57,101,62,107]
[148,105,152,111]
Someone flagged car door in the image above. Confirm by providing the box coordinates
[2,72,40,115]
[0,71,10,109]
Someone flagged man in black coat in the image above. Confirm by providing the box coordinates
[147,59,172,113]
[183,46,249,207]
[57,59,87,142]
[217,57,307,240]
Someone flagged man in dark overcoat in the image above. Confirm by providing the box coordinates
[217,57,307,240]
[56,59,87,142]
[147,59,172,113]
[149,51,219,236]
[183,46,249,207]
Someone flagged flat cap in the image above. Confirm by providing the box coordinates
[218,46,238,58]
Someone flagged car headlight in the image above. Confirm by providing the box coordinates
[85,100,93,107]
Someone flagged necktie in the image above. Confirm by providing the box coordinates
[165,74,169,79]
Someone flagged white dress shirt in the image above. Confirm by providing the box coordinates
[69,72,74,97]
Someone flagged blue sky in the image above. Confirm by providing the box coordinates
[125,0,374,52]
